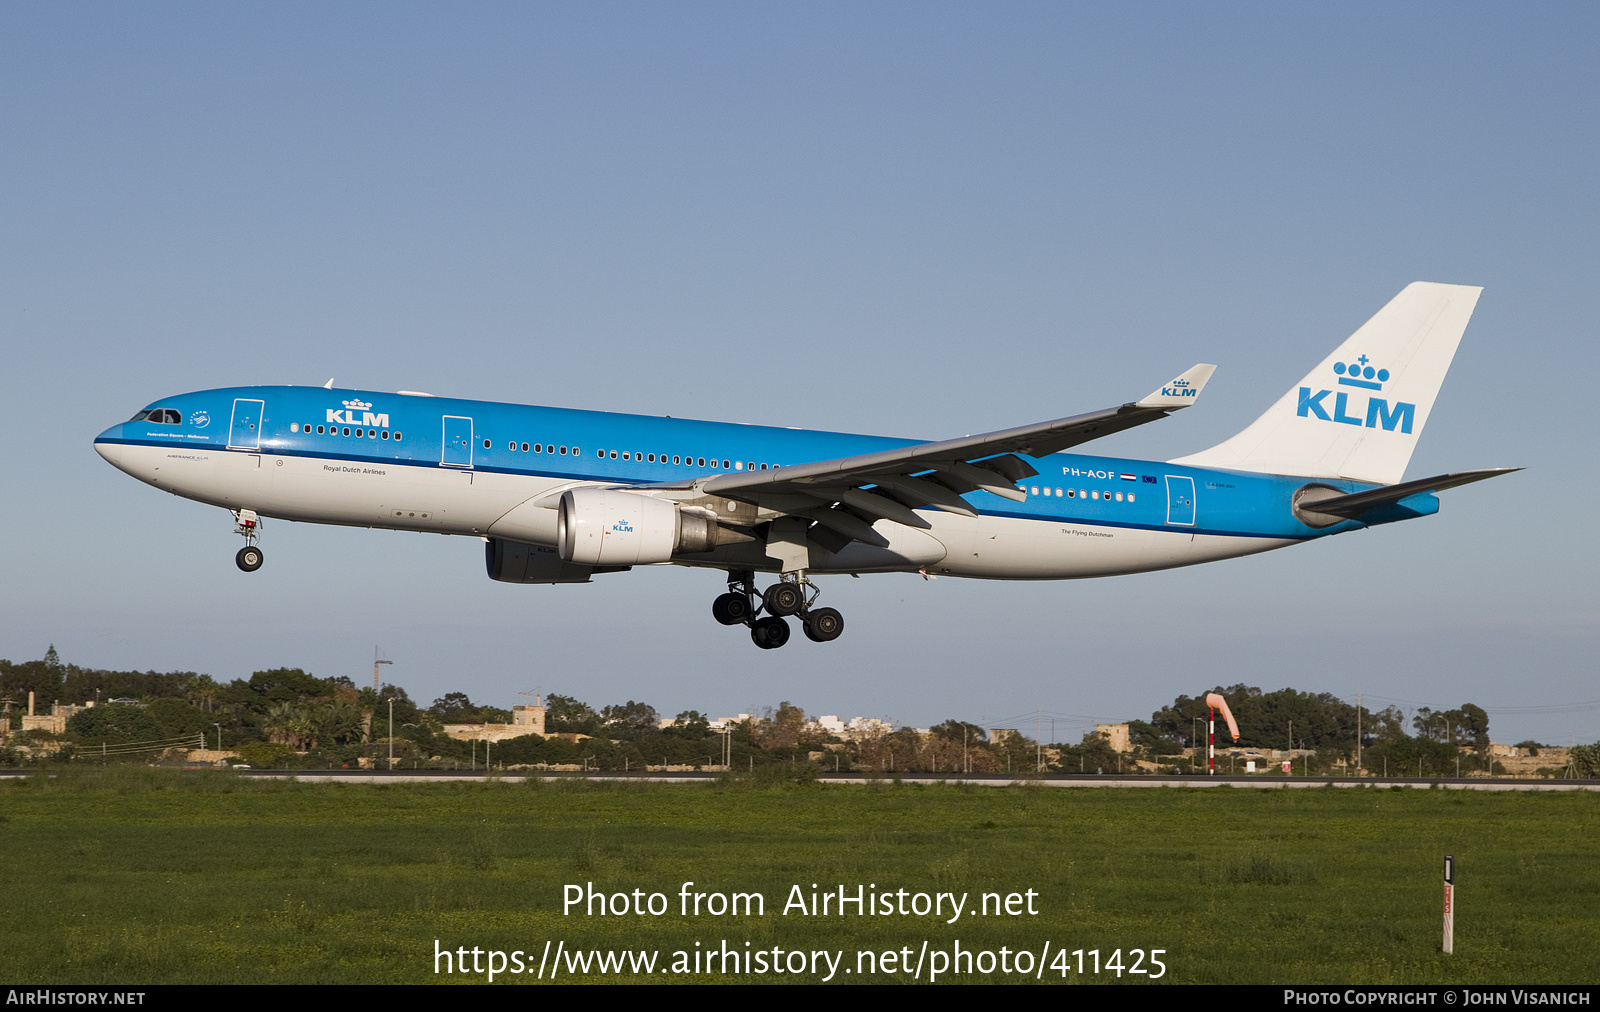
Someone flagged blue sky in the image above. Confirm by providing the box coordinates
[3,3,1595,745]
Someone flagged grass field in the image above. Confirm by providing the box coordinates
[2,768,1596,984]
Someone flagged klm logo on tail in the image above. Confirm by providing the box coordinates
[1161,377,1199,399]
[1296,356,1414,433]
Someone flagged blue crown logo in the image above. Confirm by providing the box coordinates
[1332,355,1390,390]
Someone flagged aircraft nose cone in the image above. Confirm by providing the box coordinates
[94,426,124,467]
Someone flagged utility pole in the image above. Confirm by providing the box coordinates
[1356,692,1362,777]
[373,647,392,691]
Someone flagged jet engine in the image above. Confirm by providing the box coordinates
[558,488,719,566]
[485,538,606,584]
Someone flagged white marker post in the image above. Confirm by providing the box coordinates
[1442,855,1455,954]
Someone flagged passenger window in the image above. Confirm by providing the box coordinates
[394,432,402,441]
[291,423,299,433]
[521,442,529,452]
[560,446,568,455]
[482,439,491,448]
[355,429,364,438]
[382,431,390,440]
[317,425,325,434]
[342,427,351,436]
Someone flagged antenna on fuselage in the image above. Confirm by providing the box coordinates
[323,378,335,389]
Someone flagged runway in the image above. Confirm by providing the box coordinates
[221,770,1600,790]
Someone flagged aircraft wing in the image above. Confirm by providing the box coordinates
[684,364,1216,548]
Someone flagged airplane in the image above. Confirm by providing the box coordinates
[94,282,1516,649]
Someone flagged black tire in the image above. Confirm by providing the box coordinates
[235,546,264,572]
[712,592,750,626]
[750,616,790,649]
[763,582,804,617]
[802,607,844,642]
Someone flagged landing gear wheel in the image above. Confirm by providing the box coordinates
[751,616,791,649]
[763,582,804,617]
[802,607,844,642]
[235,546,264,572]
[712,592,751,626]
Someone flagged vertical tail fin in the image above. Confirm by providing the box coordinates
[1170,282,1482,485]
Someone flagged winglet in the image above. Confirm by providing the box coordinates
[1135,364,1216,410]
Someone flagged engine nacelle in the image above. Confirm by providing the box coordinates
[485,538,603,584]
[558,488,718,566]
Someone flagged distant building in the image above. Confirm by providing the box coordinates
[441,698,547,742]
[1095,724,1132,753]
[20,693,90,735]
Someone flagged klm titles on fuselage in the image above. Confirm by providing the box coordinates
[327,398,390,430]
[1296,357,1414,433]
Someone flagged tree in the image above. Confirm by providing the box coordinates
[1413,704,1488,747]
[666,711,711,739]
[428,692,476,719]
[545,695,601,735]
[1571,743,1600,779]
[1150,685,1364,750]
[67,703,164,745]
[601,701,659,739]
[931,720,987,744]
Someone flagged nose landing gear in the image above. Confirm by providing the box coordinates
[232,509,264,572]
[713,570,843,648]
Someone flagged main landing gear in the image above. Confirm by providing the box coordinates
[232,509,264,572]
[713,570,844,649]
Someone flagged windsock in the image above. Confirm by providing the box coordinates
[1205,692,1240,741]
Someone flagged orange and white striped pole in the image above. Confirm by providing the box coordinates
[1204,693,1239,776]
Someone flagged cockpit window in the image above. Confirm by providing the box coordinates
[133,408,183,424]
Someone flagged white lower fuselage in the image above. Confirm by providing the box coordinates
[100,441,1298,580]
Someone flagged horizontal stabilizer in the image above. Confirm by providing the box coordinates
[1297,467,1520,523]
